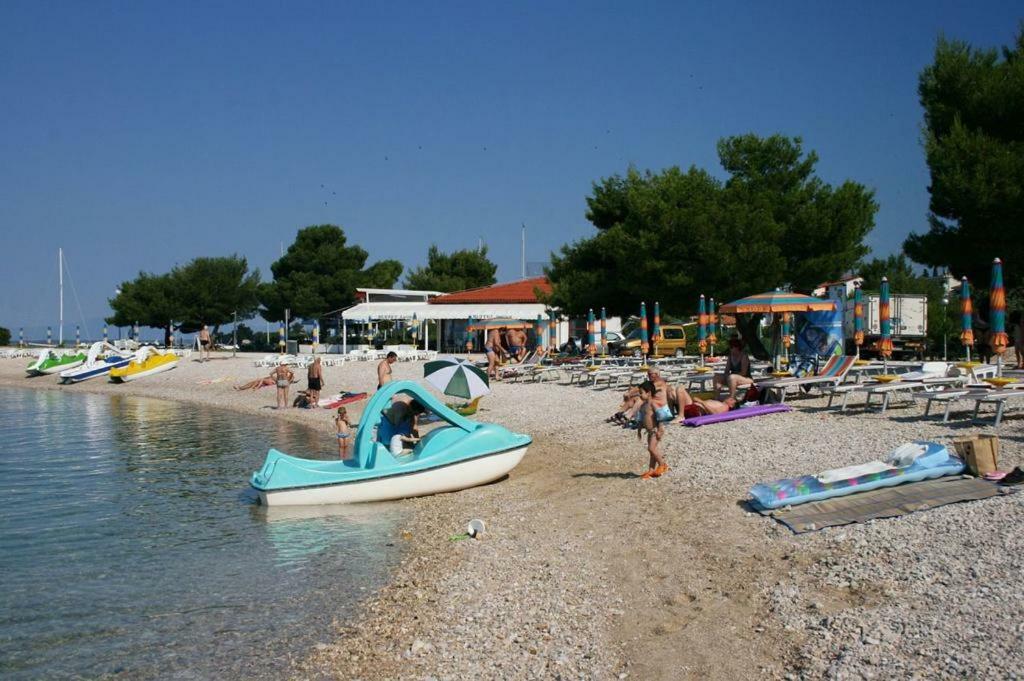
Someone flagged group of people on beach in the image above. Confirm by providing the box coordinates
[484,327,543,378]
[608,338,756,479]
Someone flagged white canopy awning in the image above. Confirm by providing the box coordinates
[341,302,549,322]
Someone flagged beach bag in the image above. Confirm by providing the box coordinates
[952,435,1000,476]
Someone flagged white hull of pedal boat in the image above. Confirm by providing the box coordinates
[257,444,527,506]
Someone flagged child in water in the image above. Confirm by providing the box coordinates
[335,407,352,459]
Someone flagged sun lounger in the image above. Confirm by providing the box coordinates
[498,351,541,380]
[681,403,791,427]
[757,355,856,403]
[973,389,1024,427]
[840,376,962,414]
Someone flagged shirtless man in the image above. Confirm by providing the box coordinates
[485,329,505,378]
[677,386,737,418]
[307,356,324,405]
[198,324,212,362]
[377,351,398,390]
[271,363,294,409]
[506,328,527,362]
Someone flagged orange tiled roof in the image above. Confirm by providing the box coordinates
[431,277,552,304]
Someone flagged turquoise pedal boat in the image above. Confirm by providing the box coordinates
[250,380,531,506]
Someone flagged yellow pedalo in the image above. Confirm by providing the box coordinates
[109,347,179,382]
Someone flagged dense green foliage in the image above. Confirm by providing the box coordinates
[108,255,260,338]
[258,225,403,321]
[0,326,10,346]
[404,245,498,292]
[905,28,1024,303]
[547,134,877,321]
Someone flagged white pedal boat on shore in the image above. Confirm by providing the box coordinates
[250,381,530,506]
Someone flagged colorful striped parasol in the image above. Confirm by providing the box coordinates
[720,291,836,314]
[465,316,475,351]
[990,258,1008,355]
[600,307,607,354]
[781,313,792,348]
[278,321,285,351]
[535,314,545,349]
[313,320,320,353]
[653,301,662,345]
[47,326,52,345]
[549,311,557,352]
[698,294,708,356]
[879,277,894,364]
[640,301,649,356]
[960,277,974,361]
[103,325,108,343]
[853,284,865,354]
[75,325,80,346]
[707,297,718,349]
[133,321,140,342]
[587,308,596,356]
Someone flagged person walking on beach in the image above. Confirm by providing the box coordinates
[198,325,212,362]
[307,356,324,406]
[636,381,670,479]
[485,328,505,378]
[335,407,352,459]
[271,363,294,409]
[377,351,397,390]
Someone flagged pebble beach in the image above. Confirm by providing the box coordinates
[2,351,1022,679]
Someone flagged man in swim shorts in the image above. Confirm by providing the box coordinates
[307,356,324,406]
[377,351,397,390]
[485,329,505,378]
[271,363,294,409]
[198,324,212,362]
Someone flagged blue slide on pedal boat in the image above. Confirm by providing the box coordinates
[250,380,531,506]
[59,342,134,383]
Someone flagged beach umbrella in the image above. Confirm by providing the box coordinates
[19,327,24,347]
[640,302,649,356]
[465,316,475,352]
[313,320,320,353]
[653,301,662,345]
[879,277,894,369]
[102,325,108,343]
[548,311,557,352]
[991,258,1009,374]
[960,277,974,362]
[467,318,530,331]
[424,356,491,400]
[410,312,419,344]
[278,321,285,352]
[587,309,596,356]
[47,326,51,346]
[697,294,708,357]
[600,307,607,355]
[75,325,80,346]
[720,291,836,314]
[535,314,544,349]
[853,284,865,357]
[133,321,139,342]
[781,313,792,349]
[707,298,717,356]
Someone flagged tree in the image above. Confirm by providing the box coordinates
[0,326,10,346]
[904,29,1024,305]
[107,272,182,343]
[174,255,261,333]
[258,225,403,321]
[547,134,877,355]
[404,245,498,292]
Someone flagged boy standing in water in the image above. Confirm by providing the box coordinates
[335,407,352,459]
[636,380,670,479]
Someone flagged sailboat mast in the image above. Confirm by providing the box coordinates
[59,247,64,346]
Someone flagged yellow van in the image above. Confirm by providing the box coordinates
[612,324,688,358]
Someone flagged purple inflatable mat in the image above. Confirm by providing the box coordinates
[681,403,792,427]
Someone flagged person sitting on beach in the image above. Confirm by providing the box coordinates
[307,356,324,405]
[379,400,426,454]
[608,386,642,425]
[677,386,737,418]
[271,363,294,409]
[377,351,397,390]
[713,338,754,399]
[636,381,670,479]
[335,407,352,459]
[234,373,276,391]
[647,369,679,415]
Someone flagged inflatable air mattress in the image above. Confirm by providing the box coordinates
[682,403,791,427]
[749,441,965,510]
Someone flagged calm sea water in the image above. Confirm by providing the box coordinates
[0,388,405,679]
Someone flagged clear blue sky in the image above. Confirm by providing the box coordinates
[1,1,1019,337]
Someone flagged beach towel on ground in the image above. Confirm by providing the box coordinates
[319,392,368,409]
[755,476,1013,533]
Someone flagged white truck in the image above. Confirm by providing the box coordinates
[818,280,928,359]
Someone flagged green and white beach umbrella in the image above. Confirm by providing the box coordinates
[424,356,491,400]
